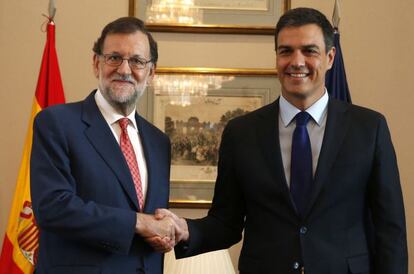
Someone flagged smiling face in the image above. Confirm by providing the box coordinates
[93,31,155,115]
[276,24,335,110]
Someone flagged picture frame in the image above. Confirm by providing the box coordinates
[129,0,291,35]
[146,67,280,208]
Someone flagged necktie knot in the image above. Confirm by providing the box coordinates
[295,111,311,127]
[118,118,129,132]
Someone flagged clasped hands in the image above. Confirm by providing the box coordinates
[135,209,188,253]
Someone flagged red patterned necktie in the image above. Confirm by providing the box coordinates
[118,118,144,211]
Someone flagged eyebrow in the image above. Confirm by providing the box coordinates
[277,45,291,51]
[302,44,320,50]
[277,44,321,51]
[105,52,146,58]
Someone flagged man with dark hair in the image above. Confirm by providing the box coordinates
[92,17,158,66]
[31,17,174,274]
[274,7,335,52]
[158,7,408,274]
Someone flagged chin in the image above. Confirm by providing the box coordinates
[118,93,139,104]
[285,88,308,96]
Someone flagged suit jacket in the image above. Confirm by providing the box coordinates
[31,91,171,274]
[175,97,407,274]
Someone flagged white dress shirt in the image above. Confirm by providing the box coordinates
[95,89,148,203]
[279,90,329,187]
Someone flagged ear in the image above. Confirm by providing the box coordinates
[146,63,156,85]
[326,46,336,70]
[92,54,100,78]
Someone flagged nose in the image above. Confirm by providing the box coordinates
[290,50,306,68]
[116,59,132,75]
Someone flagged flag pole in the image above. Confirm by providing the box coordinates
[48,0,56,21]
[332,0,341,30]
[325,0,352,103]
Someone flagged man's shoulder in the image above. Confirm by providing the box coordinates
[35,92,95,122]
[330,98,385,121]
[226,100,277,128]
[35,100,83,121]
[136,114,170,142]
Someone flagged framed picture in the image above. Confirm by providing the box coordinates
[129,0,291,35]
[146,67,280,207]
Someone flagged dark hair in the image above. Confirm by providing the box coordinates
[93,17,158,65]
[275,7,334,53]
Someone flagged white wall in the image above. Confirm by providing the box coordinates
[1,0,413,272]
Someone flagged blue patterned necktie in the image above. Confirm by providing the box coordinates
[290,111,313,217]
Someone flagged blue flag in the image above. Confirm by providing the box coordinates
[325,29,352,103]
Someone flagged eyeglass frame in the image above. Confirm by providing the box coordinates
[100,53,153,70]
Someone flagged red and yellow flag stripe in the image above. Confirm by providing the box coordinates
[0,21,65,274]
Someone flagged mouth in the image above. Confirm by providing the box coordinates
[112,79,135,85]
[285,72,310,78]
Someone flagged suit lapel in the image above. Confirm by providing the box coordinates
[305,98,350,217]
[81,91,140,210]
[135,113,159,213]
[256,99,297,214]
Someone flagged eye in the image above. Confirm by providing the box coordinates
[129,57,145,67]
[303,48,319,56]
[277,48,292,56]
[109,55,122,61]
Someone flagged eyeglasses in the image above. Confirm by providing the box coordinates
[101,54,152,70]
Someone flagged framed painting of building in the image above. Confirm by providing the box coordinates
[146,67,280,207]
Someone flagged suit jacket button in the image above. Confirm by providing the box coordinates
[300,226,308,234]
[293,261,300,269]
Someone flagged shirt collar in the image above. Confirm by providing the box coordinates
[95,89,138,130]
[279,88,329,127]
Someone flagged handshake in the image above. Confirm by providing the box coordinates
[135,209,189,253]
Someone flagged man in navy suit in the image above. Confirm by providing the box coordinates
[157,8,408,274]
[31,17,174,274]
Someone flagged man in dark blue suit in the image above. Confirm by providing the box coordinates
[158,8,408,274]
[31,17,174,274]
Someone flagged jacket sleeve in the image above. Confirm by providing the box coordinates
[368,115,408,274]
[175,121,244,258]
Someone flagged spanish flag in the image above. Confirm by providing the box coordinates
[0,19,65,274]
